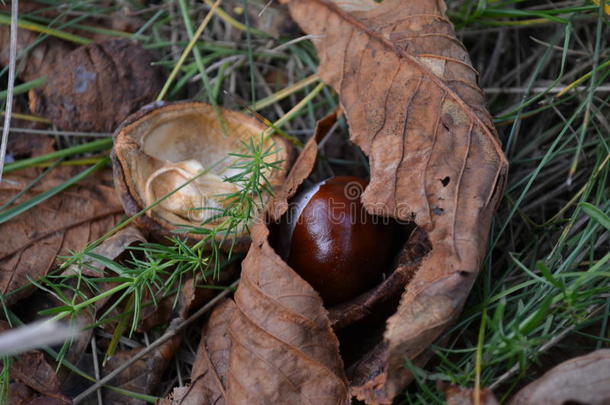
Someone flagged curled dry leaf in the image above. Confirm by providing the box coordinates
[0,167,122,305]
[509,349,610,405]
[231,227,351,404]
[280,0,507,402]
[29,38,163,132]
[112,101,292,249]
[193,0,508,402]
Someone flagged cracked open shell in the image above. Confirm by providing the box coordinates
[112,101,292,250]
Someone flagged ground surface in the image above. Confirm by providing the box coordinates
[0,1,609,404]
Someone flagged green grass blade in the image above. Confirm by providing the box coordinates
[0,77,46,102]
[0,13,90,45]
[0,158,109,224]
[580,202,610,231]
[3,138,113,174]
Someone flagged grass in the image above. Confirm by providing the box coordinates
[0,0,609,403]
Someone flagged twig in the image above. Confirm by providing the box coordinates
[90,335,103,405]
[0,319,79,356]
[175,354,183,387]
[72,279,239,404]
[0,0,19,182]
[258,0,275,17]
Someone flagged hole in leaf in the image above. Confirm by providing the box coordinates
[432,206,444,215]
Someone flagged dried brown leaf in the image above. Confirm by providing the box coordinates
[10,351,71,404]
[0,167,122,305]
[1,2,145,84]
[275,0,507,402]
[29,39,163,132]
[0,2,74,82]
[509,349,610,405]
[7,382,69,405]
[65,225,145,278]
[227,229,350,404]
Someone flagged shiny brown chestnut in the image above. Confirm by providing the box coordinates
[285,176,398,305]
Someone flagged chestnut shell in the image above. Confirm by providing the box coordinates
[112,101,292,250]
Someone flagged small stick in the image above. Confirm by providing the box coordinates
[0,0,19,182]
[0,319,79,356]
[90,335,104,405]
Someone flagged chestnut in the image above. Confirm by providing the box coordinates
[285,176,398,305]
